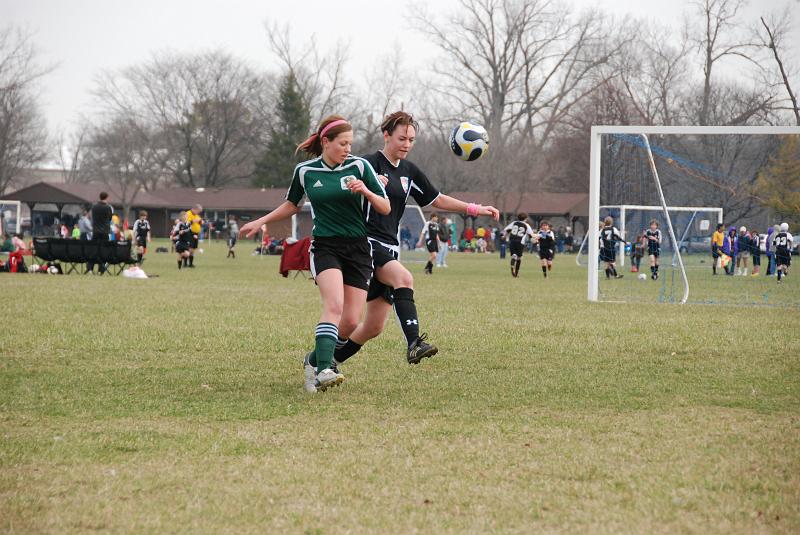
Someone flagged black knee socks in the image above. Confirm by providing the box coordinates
[334,339,363,363]
[189,254,194,266]
[542,265,547,277]
[393,287,420,347]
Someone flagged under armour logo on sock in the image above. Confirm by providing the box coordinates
[405,319,418,325]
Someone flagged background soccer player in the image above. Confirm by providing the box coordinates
[771,222,793,283]
[503,213,534,278]
[419,213,440,275]
[535,221,556,277]
[645,219,662,280]
[600,216,625,279]
[132,210,151,265]
[184,204,203,268]
[239,115,389,392]
[711,223,724,275]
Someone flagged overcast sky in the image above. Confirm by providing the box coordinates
[3,0,798,134]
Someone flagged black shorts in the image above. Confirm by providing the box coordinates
[310,236,373,291]
[712,244,720,259]
[509,241,524,257]
[228,236,237,248]
[367,239,399,303]
[538,249,554,261]
[136,237,147,248]
[648,249,660,258]
[190,235,199,249]
[600,248,616,262]
[426,239,439,253]
[776,251,791,267]
[752,255,761,266]
[176,241,190,253]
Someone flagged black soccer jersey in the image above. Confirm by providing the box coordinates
[537,230,555,251]
[645,229,661,254]
[600,226,623,251]
[133,219,150,240]
[504,221,534,244]
[361,151,440,246]
[175,222,192,244]
[772,231,793,254]
[423,221,440,242]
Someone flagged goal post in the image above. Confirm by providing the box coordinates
[588,125,800,305]
[0,200,22,235]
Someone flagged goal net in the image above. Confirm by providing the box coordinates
[588,126,800,307]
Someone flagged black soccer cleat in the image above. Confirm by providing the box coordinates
[407,333,438,365]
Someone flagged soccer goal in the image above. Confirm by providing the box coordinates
[0,200,22,235]
[588,125,800,306]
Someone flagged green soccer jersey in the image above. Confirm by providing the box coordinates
[286,155,387,238]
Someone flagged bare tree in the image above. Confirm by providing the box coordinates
[93,50,272,188]
[264,20,356,128]
[689,0,771,125]
[757,12,800,125]
[82,115,162,220]
[0,26,51,195]
[55,125,87,184]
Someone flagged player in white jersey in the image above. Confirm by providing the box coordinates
[503,213,535,277]
[771,222,793,283]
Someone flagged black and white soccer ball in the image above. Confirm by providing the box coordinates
[449,122,489,162]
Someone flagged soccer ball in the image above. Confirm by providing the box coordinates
[30,263,40,273]
[47,265,59,274]
[449,122,489,161]
[638,273,647,281]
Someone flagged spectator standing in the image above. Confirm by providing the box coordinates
[765,225,776,276]
[736,226,750,275]
[436,216,451,267]
[78,210,92,240]
[227,216,239,258]
[750,229,761,276]
[400,226,412,251]
[87,192,113,274]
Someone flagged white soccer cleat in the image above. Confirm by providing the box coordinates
[303,352,317,393]
[315,368,345,392]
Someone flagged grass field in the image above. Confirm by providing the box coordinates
[2,239,799,533]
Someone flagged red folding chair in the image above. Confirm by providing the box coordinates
[279,237,311,278]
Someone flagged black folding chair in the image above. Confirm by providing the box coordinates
[65,240,85,274]
[32,237,54,265]
[110,241,135,275]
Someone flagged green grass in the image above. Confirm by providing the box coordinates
[1,240,799,533]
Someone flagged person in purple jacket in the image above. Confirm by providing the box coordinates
[765,225,776,276]
[722,226,737,276]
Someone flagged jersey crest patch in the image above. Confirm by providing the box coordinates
[400,176,409,193]
[340,175,356,190]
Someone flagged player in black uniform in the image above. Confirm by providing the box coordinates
[535,220,556,277]
[645,219,662,280]
[771,222,793,283]
[600,216,625,279]
[330,111,499,368]
[503,213,534,277]
[174,213,192,269]
[420,213,440,274]
[132,210,151,265]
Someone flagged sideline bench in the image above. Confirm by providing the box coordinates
[32,238,135,275]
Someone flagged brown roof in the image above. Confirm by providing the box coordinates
[150,187,288,211]
[440,191,588,217]
[3,182,288,211]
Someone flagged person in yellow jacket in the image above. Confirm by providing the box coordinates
[711,223,725,275]
[184,204,203,268]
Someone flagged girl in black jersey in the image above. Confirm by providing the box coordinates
[332,111,500,367]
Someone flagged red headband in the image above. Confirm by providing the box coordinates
[319,119,349,139]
